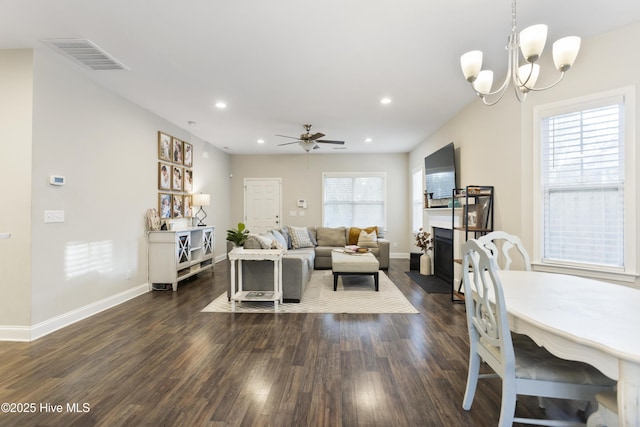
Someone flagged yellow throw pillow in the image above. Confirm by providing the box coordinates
[349,226,378,245]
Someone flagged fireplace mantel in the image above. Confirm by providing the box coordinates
[424,207,463,230]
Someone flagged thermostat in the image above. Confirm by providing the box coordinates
[297,199,307,208]
[49,175,65,186]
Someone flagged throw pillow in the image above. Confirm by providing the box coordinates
[348,226,378,245]
[270,229,288,249]
[246,233,273,249]
[316,227,347,247]
[287,225,314,249]
[279,227,293,249]
[357,230,379,248]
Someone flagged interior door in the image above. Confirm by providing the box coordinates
[244,178,282,234]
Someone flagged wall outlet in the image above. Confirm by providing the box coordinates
[126,269,133,279]
[44,210,65,223]
[393,241,398,248]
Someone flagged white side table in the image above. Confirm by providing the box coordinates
[228,248,283,311]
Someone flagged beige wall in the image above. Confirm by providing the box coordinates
[0,50,33,328]
[410,22,640,288]
[1,48,230,339]
[230,153,410,255]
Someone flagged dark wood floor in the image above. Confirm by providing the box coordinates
[0,259,587,426]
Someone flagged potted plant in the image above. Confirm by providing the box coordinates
[226,222,250,248]
[415,227,433,275]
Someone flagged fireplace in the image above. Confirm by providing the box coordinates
[433,227,453,284]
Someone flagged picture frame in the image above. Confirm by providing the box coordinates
[158,193,172,219]
[172,137,183,164]
[172,194,184,218]
[183,169,193,193]
[158,161,171,190]
[465,204,482,229]
[183,142,193,167]
[183,195,193,218]
[158,131,172,161]
[172,166,183,192]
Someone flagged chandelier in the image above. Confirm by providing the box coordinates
[460,0,581,106]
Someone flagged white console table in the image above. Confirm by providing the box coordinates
[228,248,283,311]
[148,226,214,291]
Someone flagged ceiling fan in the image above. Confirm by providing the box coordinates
[277,124,345,152]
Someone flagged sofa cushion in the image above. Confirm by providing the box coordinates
[357,230,379,248]
[316,227,346,247]
[279,227,293,249]
[287,225,314,249]
[348,226,378,245]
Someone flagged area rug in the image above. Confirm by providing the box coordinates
[405,271,451,294]
[202,270,418,314]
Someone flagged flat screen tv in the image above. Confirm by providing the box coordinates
[425,142,457,202]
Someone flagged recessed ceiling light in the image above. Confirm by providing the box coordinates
[215,101,227,109]
[257,139,265,144]
[380,97,392,105]
[365,138,373,143]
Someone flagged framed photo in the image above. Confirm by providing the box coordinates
[158,131,171,161]
[158,162,171,190]
[158,193,172,219]
[183,142,193,167]
[172,166,183,192]
[183,195,193,218]
[465,204,483,229]
[172,137,183,164]
[183,169,193,193]
[172,194,184,218]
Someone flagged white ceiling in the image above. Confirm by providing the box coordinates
[3,0,640,154]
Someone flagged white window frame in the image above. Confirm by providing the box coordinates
[532,86,637,282]
[322,172,387,231]
[411,167,424,233]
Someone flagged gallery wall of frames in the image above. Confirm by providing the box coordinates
[157,131,194,220]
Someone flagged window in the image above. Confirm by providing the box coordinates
[322,172,386,229]
[534,87,636,279]
[411,168,423,232]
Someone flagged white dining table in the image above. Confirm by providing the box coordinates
[496,270,640,426]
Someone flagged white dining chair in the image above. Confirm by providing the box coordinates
[461,239,616,426]
[477,230,531,271]
[587,392,618,427]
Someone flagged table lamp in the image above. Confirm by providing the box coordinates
[192,193,210,226]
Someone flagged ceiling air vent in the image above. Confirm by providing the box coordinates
[43,38,128,71]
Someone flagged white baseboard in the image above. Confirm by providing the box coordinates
[390,252,410,259]
[0,283,149,342]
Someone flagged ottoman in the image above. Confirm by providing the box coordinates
[331,250,380,291]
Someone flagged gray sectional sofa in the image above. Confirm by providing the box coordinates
[230,226,390,302]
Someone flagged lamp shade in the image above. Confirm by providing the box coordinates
[552,36,581,72]
[517,63,540,91]
[460,50,483,82]
[473,70,494,95]
[192,193,210,207]
[519,24,548,63]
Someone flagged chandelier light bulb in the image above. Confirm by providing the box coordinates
[519,24,548,63]
[460,50,483,82]
[473,70,494,95]
[552,36,581,72]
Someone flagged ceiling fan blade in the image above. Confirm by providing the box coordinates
[313,144,320,150]
[277,141,301,146]
[309,132,326,140]
[276,134,300,140]
[316,140,345,145]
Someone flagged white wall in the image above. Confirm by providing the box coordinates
[0,48,230,340]
[0,50,33,330]
[410,22,640,288]
[230,153,410,255]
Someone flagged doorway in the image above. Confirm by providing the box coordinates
[244,178,282,234]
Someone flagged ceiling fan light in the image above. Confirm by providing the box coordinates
[553,36,581,72]
[473,70,493,95]
[519,24,548,63]
[461,50,483,82]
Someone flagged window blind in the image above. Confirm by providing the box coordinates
[541,98,625,267]
[323,174,385,228]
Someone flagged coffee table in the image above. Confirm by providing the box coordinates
[331,250,379,291]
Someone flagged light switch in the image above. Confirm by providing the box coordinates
[44,210,65,223]
[289,210,297,216]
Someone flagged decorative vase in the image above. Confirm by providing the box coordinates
[420,253,432,275]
